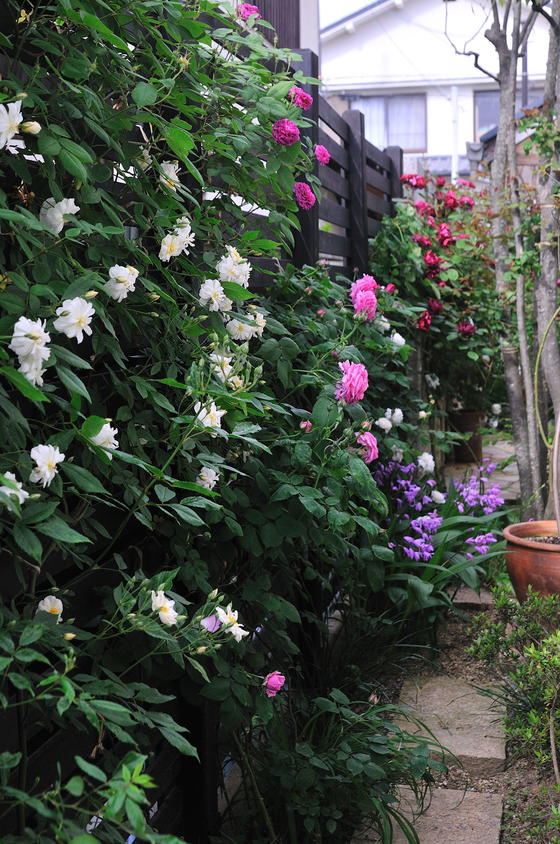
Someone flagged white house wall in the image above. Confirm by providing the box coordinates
[320,0,549,159]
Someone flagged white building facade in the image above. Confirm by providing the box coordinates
[320,0,549,175]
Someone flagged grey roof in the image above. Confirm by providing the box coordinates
[320,1,389,33]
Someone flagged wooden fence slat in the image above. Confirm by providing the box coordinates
[364,140,392,171]
[319,197,350,228]
[385,145,404,208]
[319,230,352,257]
[319,97,350,142]
[292,50,320,267]
[367,192,392,218]
[368,218,382,237]
[318,128,349,169]
[343,109,369,273]
[320,165,350,200]
[365,165,391,195]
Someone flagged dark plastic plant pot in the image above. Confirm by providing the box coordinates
[503,521,560,602]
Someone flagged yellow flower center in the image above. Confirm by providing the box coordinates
[46,460,56,471]
[226,614,236,625]
[159,605,169,613]
[76,316,87,326]
[48,607,60,614]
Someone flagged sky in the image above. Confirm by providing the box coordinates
[319,0,369,28]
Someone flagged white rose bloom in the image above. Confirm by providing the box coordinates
[90,422,119,459]
[0,471,28,506]
[227,374,244,390]
[418,452,435,474]
[490,418,499,428]
[226,318,254,342]
[376,315,390,333]
[18,356,47,387]
[431,490,446,504]
[491,403,502,415]
[0,101,23,150]
[37,595,63,621]
[39,197,80,235]
[104,265,139,302]
[9,316,51,364]
[216,603,249,643]
[209,352,233,382]
[216,249,252,288]
[159,233,185,262]
[21,120,41,135]
[249,311,266,337]
[160,160,180,190]
[375,417,392,433]
[425,373,440,390]
[29,444,65,488]
[197,466,219,490]
[199,279,232,313]
[150,590,178,626]
[194,401,226,433]
[418,410,428,420]
[53,297,95,344]
[391,331,406,348]
[391,408,404,425]
[391,446,404,463]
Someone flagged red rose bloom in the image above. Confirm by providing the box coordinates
[427,298,443,314]
[413,233,432,248]
[437,223,455,248]
[457,320,476,336]
[401,174,426,188]
[443,190,458,209]
[417,311,432,331]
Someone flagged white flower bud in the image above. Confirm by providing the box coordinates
[21,121,41,134]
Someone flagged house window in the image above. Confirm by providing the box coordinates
[351,94,426,152]
[474,87,545,139]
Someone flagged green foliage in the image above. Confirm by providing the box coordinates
[470,586,560,768]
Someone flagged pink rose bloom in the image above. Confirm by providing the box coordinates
[459,195,474,209]
[263,671,286,697]
[293,182,316,209]
[443,190,458,209]
[237,3,261,19]
[354,288,377,321]
[299,420,312,432]
[201,614,221,632]
[385,283,397,293]
[272,119,300,146]
[401,174,426,188]
[414,200,435,217]
[350,274,378,304]
[437,223,454,248]
[315,144,331,165]
[356,431,378,464]
[457,178,475,188]
[316,309,326,316]
[335,360,369,404]
[289,86,313,110]
[436,176,446,187]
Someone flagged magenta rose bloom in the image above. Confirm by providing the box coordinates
[413,233,432,248]
[436,176,446,187]
[289,86,313,110]
[293,181,316,209]
[437,223,454,248]
[263,671,286,698]
[350,274,377,305]
[354,289,377,321]
[356,431,378,464]
[335,360,368,404]
[201,614,221,633]
[401,174,426,188]
[414,199,435,217]
[459,195,474,209]
[315,144,330,166]
[443,190,458,209]
[457,178,475,188]
[272,119,300,146]
[427,298,443,315]
[237,3,261,20]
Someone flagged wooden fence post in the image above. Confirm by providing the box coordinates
[384,145,403,211]
[292,49,320,268]
[343,109,368,274]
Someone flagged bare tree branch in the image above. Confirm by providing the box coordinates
[503,0,513,31]
[532,1,559,32]
[443,3,500,82]
[519,10,538,52]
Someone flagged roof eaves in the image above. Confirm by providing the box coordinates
[320,0,394,38]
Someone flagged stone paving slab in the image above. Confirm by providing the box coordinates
[451,585,494,609]
[443,437,520,502]
[391,787,503,844]
[396,676,505,776]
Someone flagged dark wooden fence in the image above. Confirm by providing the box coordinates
[292,51,402,276]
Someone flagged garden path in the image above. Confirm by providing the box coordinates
[352,592,505,843]
[443,437,520,502]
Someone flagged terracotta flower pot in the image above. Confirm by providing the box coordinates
[503,520,560,602]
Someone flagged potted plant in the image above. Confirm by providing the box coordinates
[504,308,560,601]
